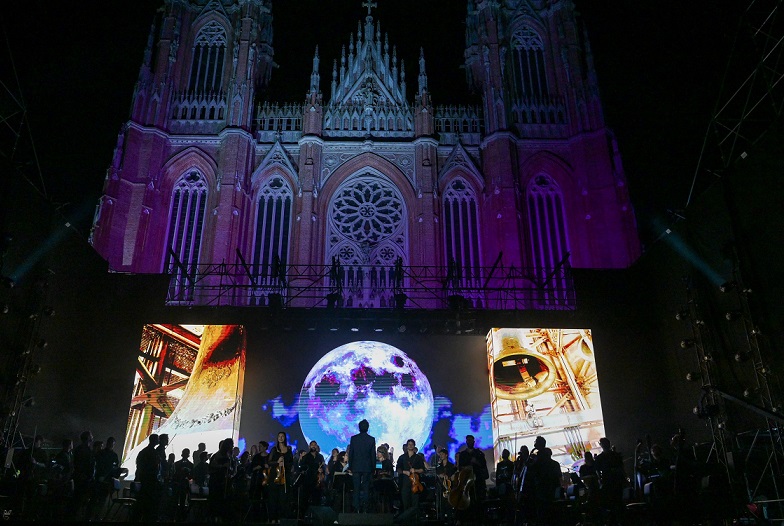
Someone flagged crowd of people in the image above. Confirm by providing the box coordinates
[0,424,725,524]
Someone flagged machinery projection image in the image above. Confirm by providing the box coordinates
[121,324,246,478]
[487,328,605,467]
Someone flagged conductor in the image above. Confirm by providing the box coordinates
[348,419,376,513]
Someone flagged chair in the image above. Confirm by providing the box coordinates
[104,479,138,521]
[187,482,209,521]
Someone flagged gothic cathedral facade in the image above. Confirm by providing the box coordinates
[89,0,640,309]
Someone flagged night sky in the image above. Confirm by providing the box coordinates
[2,1,745,248]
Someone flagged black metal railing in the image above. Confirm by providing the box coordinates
[165,260,575,311]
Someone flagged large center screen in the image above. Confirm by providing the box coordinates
[121,325,605,477]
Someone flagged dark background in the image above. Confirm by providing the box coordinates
[1,0,781,482]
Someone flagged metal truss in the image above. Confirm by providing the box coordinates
[690,0,784,206]
[164,260,576,311]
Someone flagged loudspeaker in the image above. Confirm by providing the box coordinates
[311,506,338,526]
[338,512,394,525]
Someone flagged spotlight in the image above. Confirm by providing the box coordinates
[751,327,762,336]
[743,387,759,398]
[680,339,696,349]
[22,396,35,408]
[329,326,339,332]
[725,311,741,321]
[675,310,690,321]
[703,354,714,362]
[374,328,383,332]
[1,276,14,289]
[36,339,48,349]
[394,293,408,310]
[734,352,750,362]
[398,324,406,333]
[685,371,700,382]
[43,307,55,317]
[0,233,12,251]
[719,281,737,293]
[350,327,359,332]
[326,292,341,309]
[1,304,8,314]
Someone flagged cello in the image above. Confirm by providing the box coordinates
[448,466,475,510]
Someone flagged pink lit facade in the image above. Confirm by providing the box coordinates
[90,0,640,308]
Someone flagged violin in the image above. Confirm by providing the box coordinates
[274,462,286,486]
[261,466,272,486]
[441,473,452,498]
[409,458,424,494]
[448,466,475,510]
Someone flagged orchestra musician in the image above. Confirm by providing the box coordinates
[373,446,395,513]
[267,432,294,524]
[434,448,457,519]
[246,441,270,522]
[207,438,237,522]
[396,439,425,514]
[297,440,325,518]
[456,435,489,523]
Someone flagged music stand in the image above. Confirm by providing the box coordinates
[332,472,352,512]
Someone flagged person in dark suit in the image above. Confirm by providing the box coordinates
[348,419,376,512]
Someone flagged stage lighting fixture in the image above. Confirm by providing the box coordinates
[725,311,741,321]
[36,339,47,349]
[734,352,750,362]
[685,372,700,382]
[21,396,35,408]
[0,233,12,251]
[350,327,359,332]
[675,310,689,321]
[326,292,341,309]
[680,339,695,349]
[703,354,714,362]
[374,327,383,332]
[1,304,8,314]
[398,324,406,333]
[394,293,408,310]
[1,276,14,289]
[750,327,762,336]
[743,387,759,398]
[43,307,55,317]
[719,281,737,293]
[268,293,283,309]
[329,326,339,332]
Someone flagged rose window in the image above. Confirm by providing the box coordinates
[330,178,403,245]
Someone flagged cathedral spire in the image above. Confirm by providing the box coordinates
[310,46,320,93]
[418,47,428,96]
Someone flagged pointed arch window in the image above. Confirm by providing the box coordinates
[527,174,570,304]
[251,176,292,298]
[326,173,407,308]
[443,178,481,287]
[165,171,208,303]
[189,21,227,94]
[511,27,548,102]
